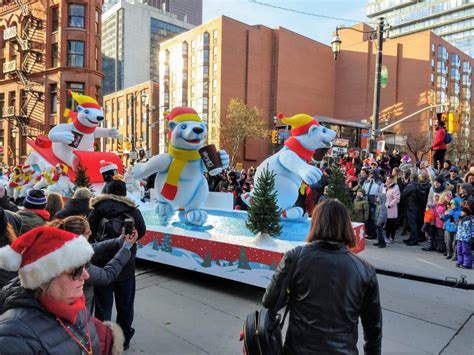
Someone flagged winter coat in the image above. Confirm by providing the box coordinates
[427,185,446,209]
[385,183,400,219]
[0,278,100,354]
[263,243,382,355]
[55,197,92,219]
[455,215,473,242]
[441,208,461,233]
[351,197,369,223]
[0,196,18,212]
[418,182,431,210]
[389,154,401,169]
[434,203,447,229]
[374,194,387,227]
[446,176,463,191]
[88,194,146,281]
[401,181,421,211]
[432,128,448,150]
[84,238,131,310]
[0,269,17,289]
[362,179,384,202]
[4,210,22,236]
[18,209,50,234]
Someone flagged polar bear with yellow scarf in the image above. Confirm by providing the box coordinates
[132,107,229,225]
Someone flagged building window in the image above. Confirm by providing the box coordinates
[213,46,218,60]
[52,6,59,32]
[95,46,99,71]
[212,95,216,107]
[213,29,218,39]
[66,82,85,110]
[67,40,85,67]
[50,84,57,114]
[95,9,100,33]
[20,90,27,116]
[51,43,59,67]
[68,4,85,28]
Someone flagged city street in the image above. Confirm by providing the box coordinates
[127,257,473,354]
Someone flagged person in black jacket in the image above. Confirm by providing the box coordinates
[263,199,382,355]
[0,185,18,212]
[55,187,93,219]
[88,178,146,350]
[0,208,17,288]
[401,173,423,245]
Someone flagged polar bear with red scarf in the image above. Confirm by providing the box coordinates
[48,91,119,169]
[132,107,229,226]
[242,113,336,219]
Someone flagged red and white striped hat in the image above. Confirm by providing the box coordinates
[0,226,93,289]
[99,160,118,174]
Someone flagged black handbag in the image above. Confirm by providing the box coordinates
[241,246,303,355]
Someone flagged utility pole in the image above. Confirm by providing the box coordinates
[370,17,385,154]
[145,99,150,157]
[130,94,136,164]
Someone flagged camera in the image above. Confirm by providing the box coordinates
[123,218,135,235]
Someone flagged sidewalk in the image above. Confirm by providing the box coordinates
[359,234,473,286]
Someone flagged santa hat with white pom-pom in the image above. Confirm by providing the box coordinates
[99,160,118,175]
[0,226,93,289]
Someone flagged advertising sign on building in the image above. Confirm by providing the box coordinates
[3,26,17,41]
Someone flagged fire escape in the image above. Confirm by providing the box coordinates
[2,0,45,139]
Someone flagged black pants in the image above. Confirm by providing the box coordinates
[94,276,136,344]
[386,218,398,240]
[433,149,446,169]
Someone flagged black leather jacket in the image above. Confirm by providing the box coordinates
[263,242,382,355]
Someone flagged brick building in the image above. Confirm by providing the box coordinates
[154,16,472,167]
[102,81,159,166]
[0,0,103,165]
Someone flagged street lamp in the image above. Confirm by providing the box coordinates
[11,128,18,165]
[332,17,387,155]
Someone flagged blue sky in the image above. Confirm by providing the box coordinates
[203,0,370,45]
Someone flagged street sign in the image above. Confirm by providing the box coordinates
[145,150,152,158]
[331,147,347,156]
[361,132,371,138]
[130,150,138,160]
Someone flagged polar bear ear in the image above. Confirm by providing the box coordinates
[307,125,319,137]
[169,121,178,131]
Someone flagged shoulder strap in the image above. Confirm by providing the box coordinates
[273,245,303,323]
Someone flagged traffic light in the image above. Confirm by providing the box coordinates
[271,130,278,144]
[447,112,459,133]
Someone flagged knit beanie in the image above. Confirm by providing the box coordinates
[23,189,47,209]
[106,179,127,197]
[435,175,445,184]
[0,226,93,289]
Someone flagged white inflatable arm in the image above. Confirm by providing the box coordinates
[278,150,322,186]
[95,127,119,138]
[132,154,172,179]
[48,124,74,143]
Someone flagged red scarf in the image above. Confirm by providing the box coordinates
[23,208,51,221]
[38,294,86,324]
[284,137,314,162]
[73,117,96,134]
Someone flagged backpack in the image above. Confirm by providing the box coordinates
[97,212,135,241]
[444,131,452,144]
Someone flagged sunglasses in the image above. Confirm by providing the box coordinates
[68,261,91,281]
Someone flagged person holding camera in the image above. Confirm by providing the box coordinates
[88,178,146,350]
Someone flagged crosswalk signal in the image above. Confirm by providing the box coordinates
[271,130,278,144]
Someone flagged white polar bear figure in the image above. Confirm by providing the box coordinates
[48,91,119,170]
[242,113,336,219]
[132,107,229,226]
[124,167,144,205]
[18,165,41,199]
[46,163,75,197]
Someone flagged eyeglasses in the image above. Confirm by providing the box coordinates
[68,261,90,281]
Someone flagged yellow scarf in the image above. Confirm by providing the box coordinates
[161,145,201,201]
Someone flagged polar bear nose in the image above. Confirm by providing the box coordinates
[96,116,104,121]
[193,127,204,134]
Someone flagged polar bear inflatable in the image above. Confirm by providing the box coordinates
[48,91,119,170]
[243,113,336,219]
[132,107,229,226]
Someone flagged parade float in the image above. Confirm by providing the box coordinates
[133,109,365,288]
[23,91,123,196]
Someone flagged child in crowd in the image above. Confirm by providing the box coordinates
[421,208,437,251]
[351,188,369,224]
[442,197,462,260]
[455,199,473,269]
[374,193,388,248]
[434,192,450,253]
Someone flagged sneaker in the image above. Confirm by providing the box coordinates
[385,238,394,244]
[446,255,452,259]
[406,240,419,246]
[123,328,136,351]
[421,247,436,251]
[374,242,380,246]
[456,264,462,268]
[378,244,386,248]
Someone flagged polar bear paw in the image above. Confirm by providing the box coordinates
[185,209,208,226]
[155,202,174,225]
[281,207,304,219]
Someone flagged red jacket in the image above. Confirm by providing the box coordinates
[432,128,448,150]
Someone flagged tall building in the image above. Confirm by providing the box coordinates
[103,0,203,26]
[103,81,159,165]
[366,0,474,57]
[0,0,103,165]
[101,0,194,95]
[154,16,472,166]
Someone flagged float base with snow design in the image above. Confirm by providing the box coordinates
[137,207,365,288]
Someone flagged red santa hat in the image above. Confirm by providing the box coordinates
[99,160,119,174]
[0,226,93,289]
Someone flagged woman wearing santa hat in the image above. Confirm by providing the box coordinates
[0,226,123,354]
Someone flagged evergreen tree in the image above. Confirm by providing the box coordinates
[245,168,282,237]
[152,238,160,250]
[74,164,93,191]
[161,234,172,253]
[326,167,352,209]
[201,250,212,267]
[238,247,251,270]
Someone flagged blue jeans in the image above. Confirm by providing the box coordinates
[376,225,386,246]
[94,276,136,343]
[366,203,376,237]
[406,210,419,242]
